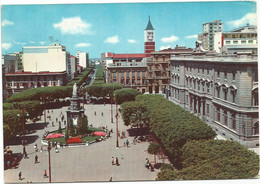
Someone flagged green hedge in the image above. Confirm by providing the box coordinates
[135,94,216,164]
[157,140,259,180]
[85,83,122,98]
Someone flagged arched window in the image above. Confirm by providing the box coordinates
[253,121,259,135]
[252,87,258,106]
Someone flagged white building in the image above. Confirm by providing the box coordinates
[198,20,223,52]
[222,24,257,54]
[70,55,78,79]
[22,43,71,79]
[77,51,89,68]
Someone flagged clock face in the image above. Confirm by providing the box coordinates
[146,31,154,42]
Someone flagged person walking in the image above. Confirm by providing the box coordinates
[35,155,38,164]
[126,139,129,148]
[43,170,47,178]
[18,172,22,180]
[109,177,112,182]
[112,157,114,165]
[116,157,119,166]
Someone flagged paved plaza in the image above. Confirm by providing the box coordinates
[4,102,163,183]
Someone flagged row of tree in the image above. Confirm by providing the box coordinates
[92,64,105,85]
[120,94,259,179]
[84,83,122,98]
[67,67,94,86]
[157,140,259,180]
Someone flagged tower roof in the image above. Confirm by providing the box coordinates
[145,16,154,30]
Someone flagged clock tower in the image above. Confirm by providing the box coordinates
[144,16,155,57]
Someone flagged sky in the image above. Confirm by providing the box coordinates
[1,0,257,58]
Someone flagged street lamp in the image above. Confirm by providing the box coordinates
[47,140,52,183]
[17,110,29,155]
[40,95,47,128]
[116,102,119,148]
[111,95,113,123]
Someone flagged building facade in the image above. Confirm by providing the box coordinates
[147,46,193,94]
[222,24,257,54]
[169,53,258,147]
[77,51,89,68]
[70,55,78,79]
[198,20,223,52]
[5,71,67,94]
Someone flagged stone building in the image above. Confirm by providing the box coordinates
[147,46,193,94]
[169,53,258,147]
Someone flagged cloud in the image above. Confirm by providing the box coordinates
[53,17,92,35]
[160,45,171,50]
[75,43,91,48]
[128,39,136,43]
[185,34,198,39]
[2,19,14,27]
[228,13,257,28]
[29,41,36,44]
[2,43,12,50]
[14,41,26,45]
[161,35,179,43]
[104,35,119,44]
[39,41,47,45]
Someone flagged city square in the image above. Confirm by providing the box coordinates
[2,1,259,183]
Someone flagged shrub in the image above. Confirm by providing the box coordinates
[160,163,174,171]
[114,88,141,104]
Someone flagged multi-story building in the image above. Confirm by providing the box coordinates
[77,51,89,68]
[198,20,223,52]
[2,54,19,73]
[70,55,78,79]
[147,46,193,94]
[103,52,148,93]
[222,24,257,54]
[169,53,258,147]
[5,71,67,94]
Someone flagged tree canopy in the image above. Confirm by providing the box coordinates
[157,140,259,180]
[114,88,141,104]
[147,143,161,163]
[121,101,149,127]
[85,83,122,98]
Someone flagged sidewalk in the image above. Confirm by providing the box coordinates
[4,103,160,183]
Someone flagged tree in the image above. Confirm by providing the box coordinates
[68,120,76,137]
[58,124,62,133]
[77,115,88,135]
[147,143,161,164]
[65,129,69,141]
[114,88,141,104]
[121,101,149,128]
[156,140,260,180]
[85,83,122,98]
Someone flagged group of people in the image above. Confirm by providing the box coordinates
[111,157,120,166]
[145,158,154,171]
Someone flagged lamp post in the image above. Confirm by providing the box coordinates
[116,102,119,148]
[111,95,113,123]
[41,95,47,128]
[47,140,51,183]
[17,110,29,155]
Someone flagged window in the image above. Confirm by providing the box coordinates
[248,40,253,44]
[217,70,220,78]
[232,72,236,80]
[206,104,209,115]
[241,40,246,44]
[216,108,220,122]
[226,41,231,44]
[207,68,209,75]
[233,41,238,44]
[216,87,220,98]
[231,114,236,131]
[223,111,227,125]
[113,72,116,83]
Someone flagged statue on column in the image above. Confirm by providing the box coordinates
[73,83,77,96]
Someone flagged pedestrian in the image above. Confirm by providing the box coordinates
[109,177,112,182]
[43,170,47,178]
[51,110,53,113]
[52,121,54,127]
[34,144,38,152]
[24,151,28,159]
[126,139,129,148]
[94,111,96,116]
[112,157,114,165]
[116,157,119,166]
[40,146,43,152]
[18,172,22,180]
[101,112,103,117]
[56,118,58,122]
[35,155,38,164]
[7,160,10,168]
